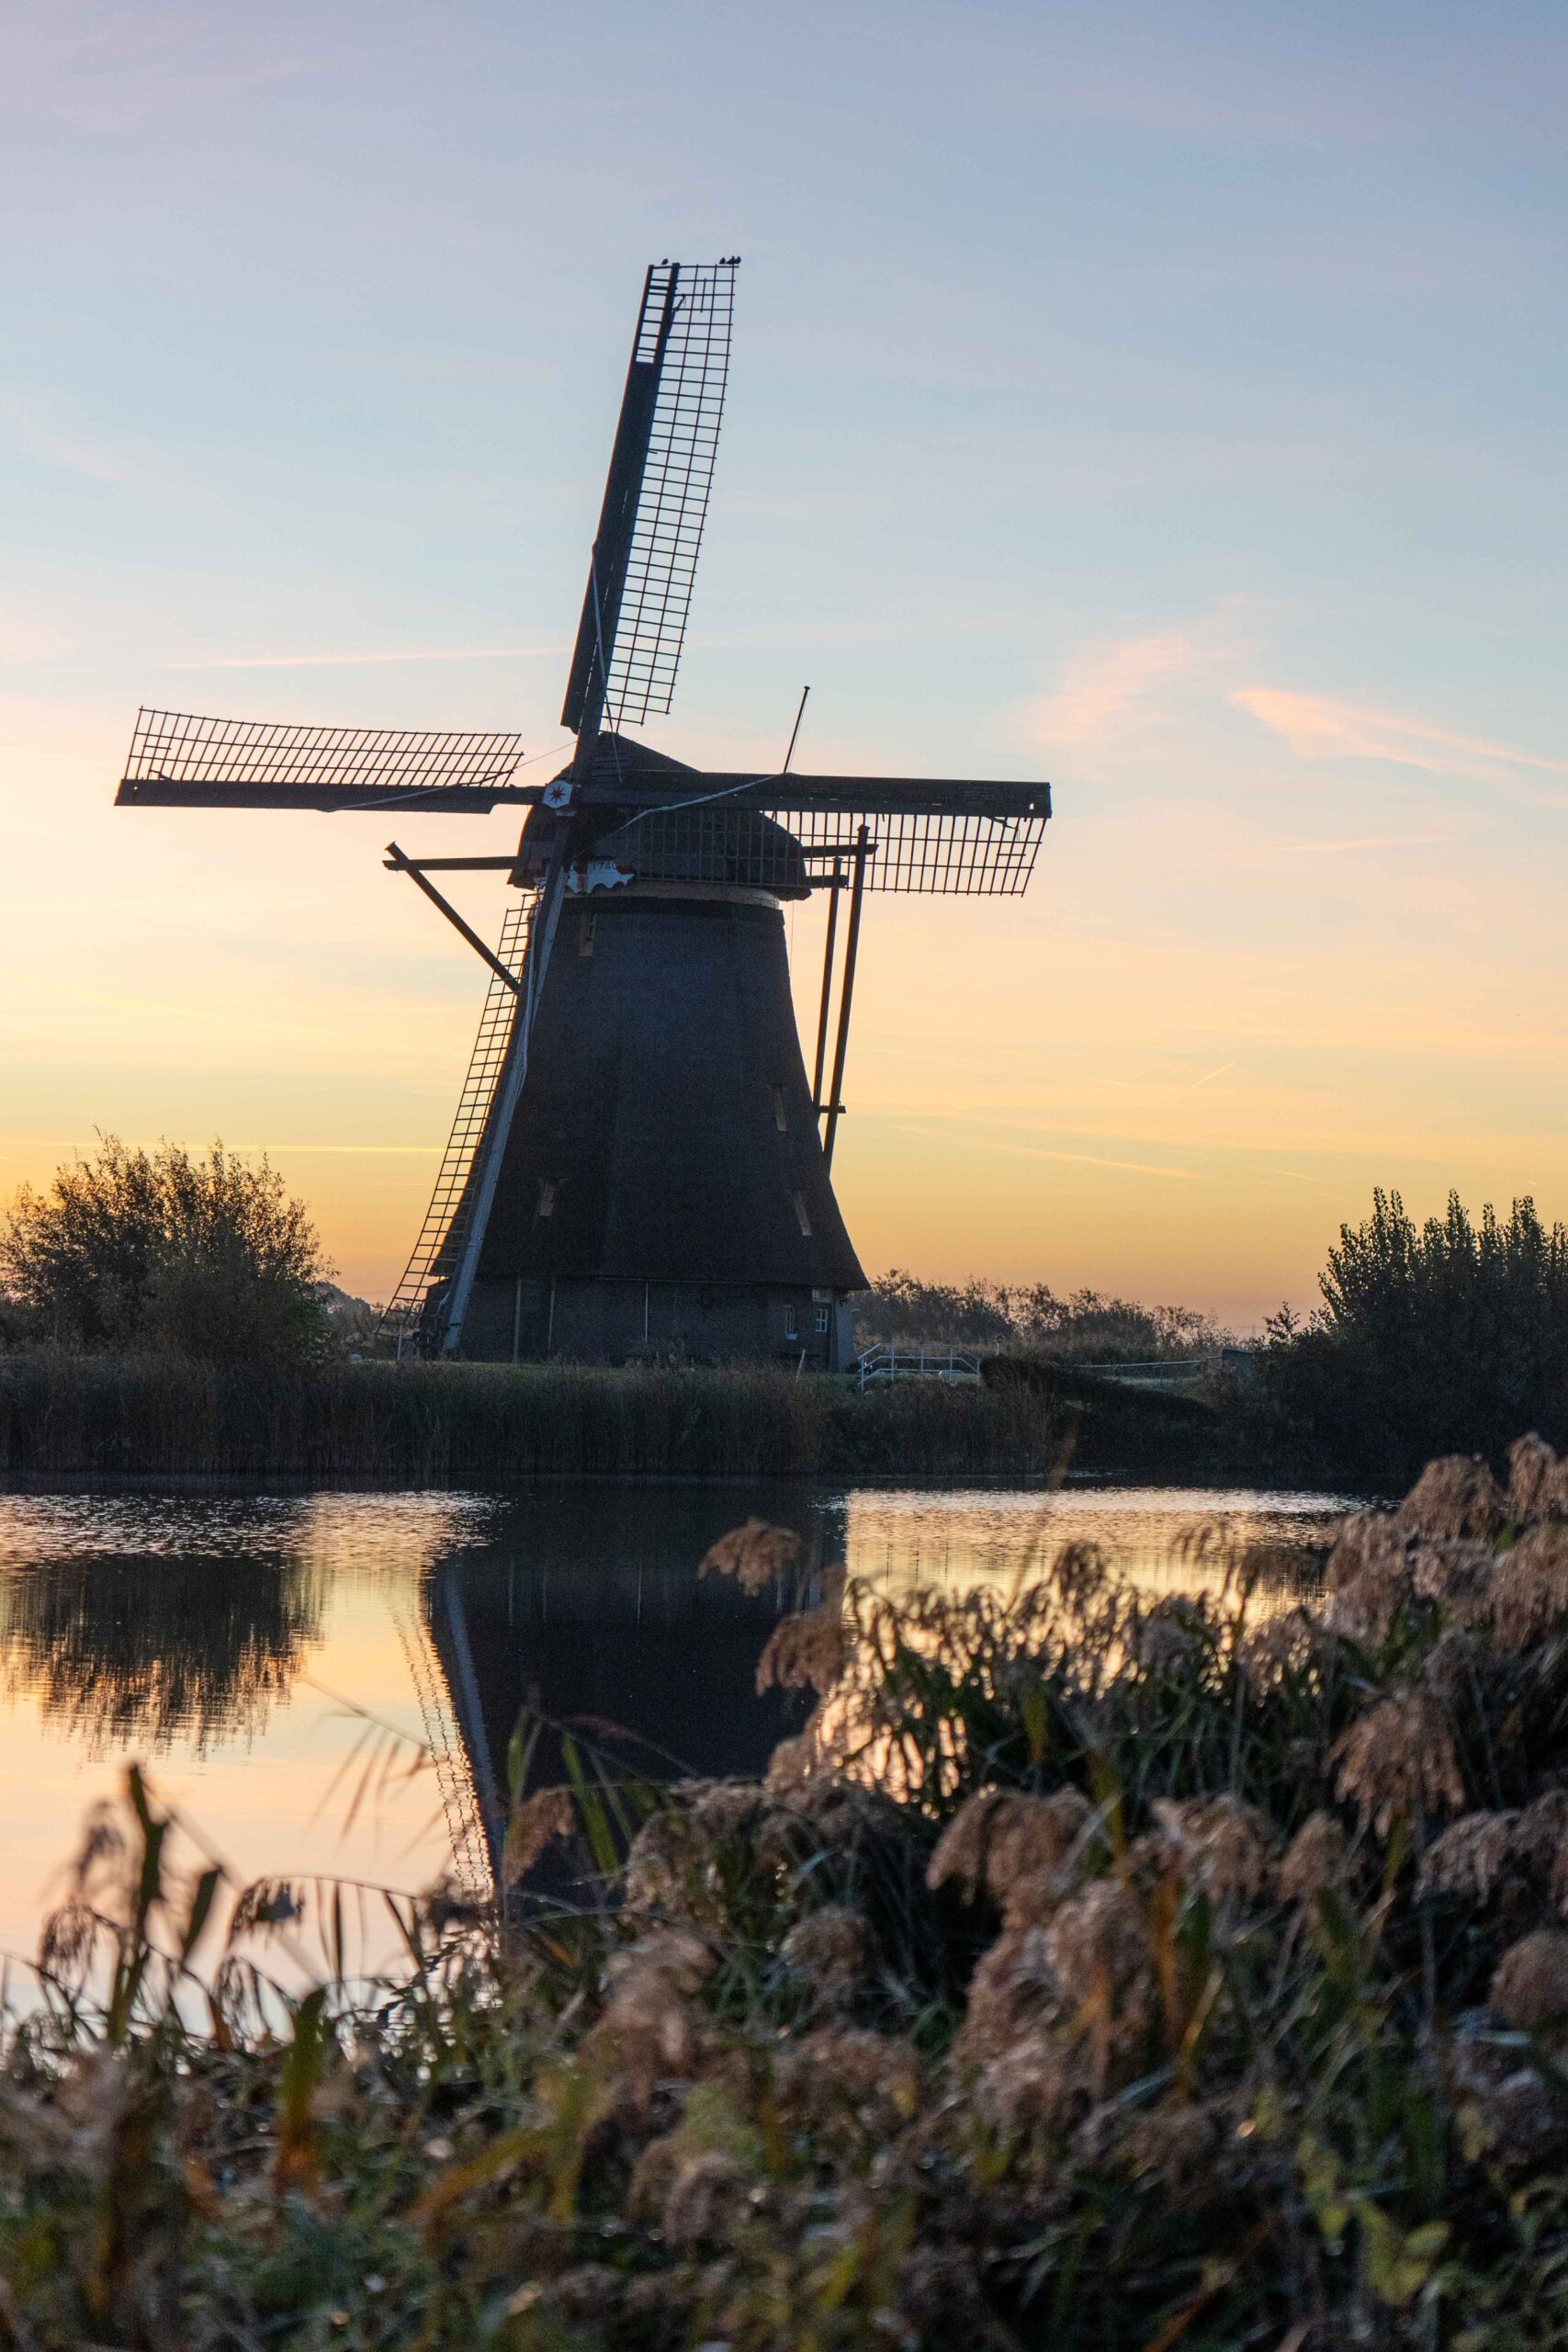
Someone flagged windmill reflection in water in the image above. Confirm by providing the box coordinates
[0,1488,833,1917]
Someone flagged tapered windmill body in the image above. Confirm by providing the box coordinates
[115,260,1051,1366]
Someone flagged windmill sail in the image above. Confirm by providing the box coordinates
[560,260,738,739]
[117,708,530,811]
[604,261,736,725]
[385,893,536,1338]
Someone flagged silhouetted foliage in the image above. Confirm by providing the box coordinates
[0,1136,330,1365]
[858,1267,1229,1360]
[1257,1188,1568,1487]
[0,1552,324,1753]
[319,1283,384,1358]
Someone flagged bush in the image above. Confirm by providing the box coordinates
[1257,1189,1568,1487]
[0,1136,330,1366]
[858,1268,1230,1361]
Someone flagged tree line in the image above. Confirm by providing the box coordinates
[5,1139,1567,1491]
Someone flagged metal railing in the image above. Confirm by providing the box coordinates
[857,1343,983,1391]
[1075,1359,1210,1389]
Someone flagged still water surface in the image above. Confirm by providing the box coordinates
[0,1481,1355,1977]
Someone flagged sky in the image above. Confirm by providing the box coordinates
[4,0,1568,1329]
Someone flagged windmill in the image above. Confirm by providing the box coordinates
[115,259,1051,1368]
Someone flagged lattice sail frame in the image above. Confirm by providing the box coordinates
[605,261,736,729]
[384,893,536,1332]
[589,801,1047,897]
[768,804,1045,895]
[118,708,529,808]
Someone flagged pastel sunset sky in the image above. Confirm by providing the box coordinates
[4,1,1567,1328]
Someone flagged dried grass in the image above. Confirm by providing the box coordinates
[19,1442,1568,2343]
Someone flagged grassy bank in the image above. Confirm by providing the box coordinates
[15,1444,1568,2343]
[0,1351,1067,1484]
[983,1351,1255,1478]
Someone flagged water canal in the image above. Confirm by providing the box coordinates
[0,1481,1358,1984]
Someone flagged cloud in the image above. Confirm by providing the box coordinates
[162,646,570,671]
[1231,832,1461,861]
[895,1124,1199,1181]
[1,390,129,484]
[0,11,313,132]
[1018,603,1256,752]
[1232,688,1568,797]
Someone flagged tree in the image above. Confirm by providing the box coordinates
[1258,1188,1568,1486]
[0,1137,331,1365]
[855,1269,1228,1360]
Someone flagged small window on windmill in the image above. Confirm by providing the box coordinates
[536,1180,557,1218]
[815,1304,830,1335]
[773,1084,788,1133]
[578,910,597,957]
[792,1191,812,1238]
[784,1301,798,1340]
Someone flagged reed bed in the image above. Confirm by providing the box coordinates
[13,1443,1568,2342]
[0,1351,1066,1484]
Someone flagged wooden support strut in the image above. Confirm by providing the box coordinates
[821,823,870,1176]
[384,842,520,994]
[811,861,842,1114]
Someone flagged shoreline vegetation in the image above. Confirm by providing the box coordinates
[13,1445,1568,2341]
[0,1352,1076,1485]
[0,1349,1274,1487]
[8,1142,1568,1489]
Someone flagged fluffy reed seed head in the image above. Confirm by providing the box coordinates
[1508,1435,1568,1524]
[1325,1511,1414,1645]
[1491,1931,1568,2032]
[1490,1524,1568,1653]
[774,2026,924,2131]
[500,1785,576,1887]
[1044,1878,1155,2059]
[1416,1810,1520,1904]
[623,1808,705,1918]
[1398,1454,1506,1544]
[1277,1810,1348,1906]
[1151,1795,1275,1904]
[761,1731,828,1796]
[1410,1540,1495,1623]
[588,1928,716,2111]
[660,2149,749,2248]
[961,1922,1058,2060]
[756,1600,847,1696]
[1129,1593,1215,1679]
[779,1904,868,2012]
[972,2026,1089,2143]
[686,1778,768,1844]
[700,1518,804,1595]
[927,1786,1094,1926]
[1331,1688,1465,1838]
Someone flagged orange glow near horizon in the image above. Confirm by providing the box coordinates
[6,679,1568,1336]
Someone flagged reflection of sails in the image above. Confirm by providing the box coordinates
[418,1487,841,1894]
[292,1495,501,1905]
[0,1551,325,1754]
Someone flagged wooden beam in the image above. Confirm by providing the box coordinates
[384,842,520,993]
[117,779,545,814]
[822,825,870,1175]
[575,771,1051,820]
